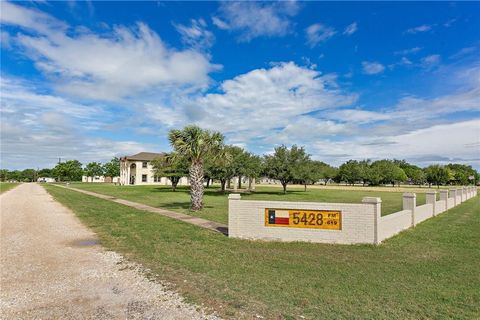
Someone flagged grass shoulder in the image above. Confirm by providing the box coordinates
[69,183,427,224]
[0,182,20,194]
[44,184,480,319]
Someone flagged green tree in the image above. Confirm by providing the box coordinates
[38,168,53,177]
[425,164,450,188]
[294,160,323,191]
[371,160,406,186]
[338,160,362,185]
[0,169,9,182]
[103,157,120,177]
[321,164,338,185]
[406,167,426,186]
[151,153,190,191]
[208,146,236,192]
[84,162,104,181]
[53,160,83,181]
[168,126,224,211]
[21,169,36,182]
[263,145,310,194]
[243,153,262,190]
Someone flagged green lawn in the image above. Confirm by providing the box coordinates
[70,183,426,224]
[0,182,19,194]
[44,184,479,319]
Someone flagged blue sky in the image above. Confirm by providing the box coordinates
[1,1,479,170]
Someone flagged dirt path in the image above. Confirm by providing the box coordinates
[0,183,217,319]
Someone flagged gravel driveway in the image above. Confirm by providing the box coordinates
[0,183,217,319]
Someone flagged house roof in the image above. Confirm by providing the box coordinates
[122,152,165,161]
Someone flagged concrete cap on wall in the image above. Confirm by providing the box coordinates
[362,197,382,204]
[228,194,241,200]
[426,190,437,194]
[403,192,416,198]
[439,189,449,193]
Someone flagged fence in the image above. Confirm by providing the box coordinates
[228,186,477,245]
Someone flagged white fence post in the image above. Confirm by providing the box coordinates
[403,193,416,227]
[450,189,457,207]
[228,193,241,238]
[362,197,382,245]
[439,190,448,211]
[426,191,436,216]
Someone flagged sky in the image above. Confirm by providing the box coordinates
[1,1,479,170]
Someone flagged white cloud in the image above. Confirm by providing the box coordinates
[362,61,385,75]
[0,76,152,169]
[421,54,441,67]
[1,2,220,101]
[326,109,391,124]
[305,23,336,47]
[174,18,215,49]
[394,47,423,55]
[308,119,480,167]
[212,1,299,41]
[443,18,457,27]
[0,1,68,34]
[405,24,433,34]
[343,22,358,35]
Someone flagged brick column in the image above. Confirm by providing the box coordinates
[403,193,416,227]
[439,190,448,211]
[426,191,436,216]
[228,194,241,238]
[450,189,457,207]
[362,197,382,245]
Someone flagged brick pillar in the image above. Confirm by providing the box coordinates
[439,190,448,211]
[362,197,382,245]
[228,194,241,238]
[426,191,436,216]
[403,193,416,227]
[450,189,457,206]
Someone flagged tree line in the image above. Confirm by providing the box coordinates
[155,126,478,210]
[1,125,477,211]
[0,158,120,182]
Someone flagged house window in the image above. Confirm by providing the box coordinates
[154,176,161,182]
[142,174,147,182]
[142,161,148,168]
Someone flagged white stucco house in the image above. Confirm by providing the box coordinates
[37,177,56,183]
[82,175,105,183]
[119,152,189,186]
[82,176,120,183]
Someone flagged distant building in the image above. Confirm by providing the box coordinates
[82,176,120,183]
[37,177,56,183]
[82,176,105,183]
[119,152,189,186]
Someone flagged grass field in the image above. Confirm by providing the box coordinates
[69,183,427,224]
[0,182,19,194]
[44,184,479,319]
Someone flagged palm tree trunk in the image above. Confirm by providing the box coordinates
[190,161,204,210]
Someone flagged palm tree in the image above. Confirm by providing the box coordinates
[168,126,224,210]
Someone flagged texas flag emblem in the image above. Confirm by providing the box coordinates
[267,209,289,225]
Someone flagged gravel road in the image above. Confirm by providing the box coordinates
[0,183,217,319]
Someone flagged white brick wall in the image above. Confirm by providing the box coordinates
[415,203,433,224]
[228,196,380,244]
[379,210,411,242]
[447,198,455,209]
[435,200,446,215]
[228,187,477,245]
